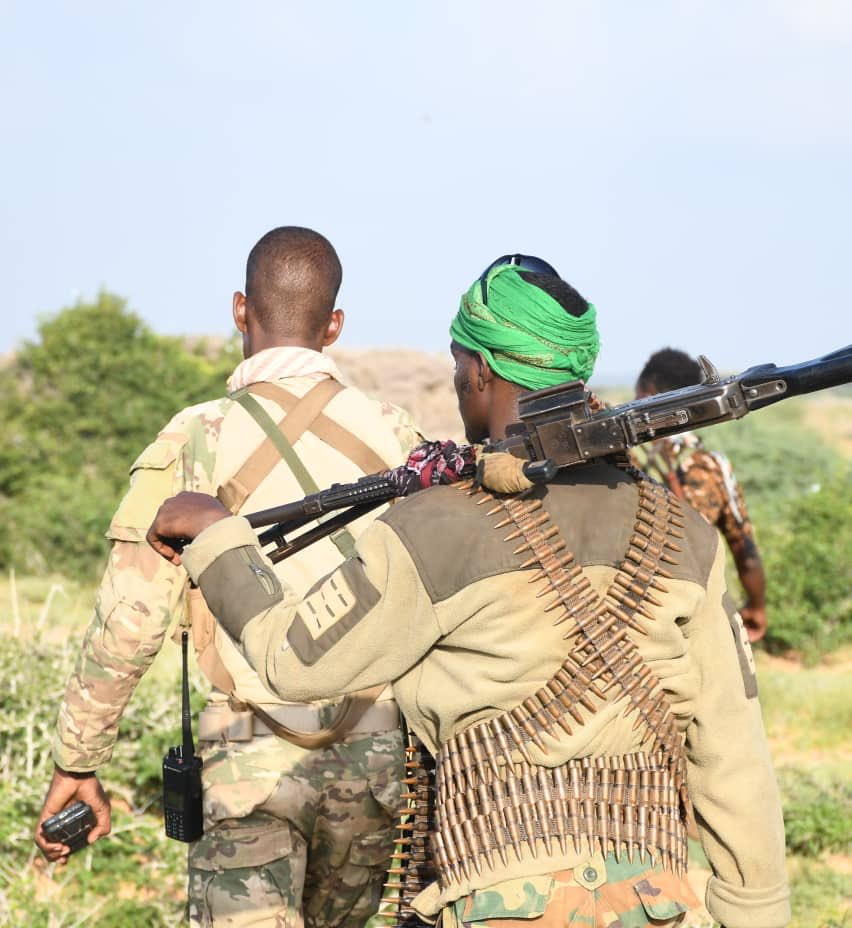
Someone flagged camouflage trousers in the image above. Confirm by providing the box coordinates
[187,727,403,928]
[443,854,699,928]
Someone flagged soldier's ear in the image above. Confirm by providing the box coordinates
[322,309,345,348]
[475,351,493,391]
[232,292,248,333]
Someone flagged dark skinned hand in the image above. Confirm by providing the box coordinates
[146,492,231,565]
[35,766,111,863]
[740,603,768,644]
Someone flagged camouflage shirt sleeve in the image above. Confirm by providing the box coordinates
[680,449,755,550]
[52,405,223,772]
[706,451,756,551]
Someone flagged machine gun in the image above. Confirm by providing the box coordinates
[247,345,852,561]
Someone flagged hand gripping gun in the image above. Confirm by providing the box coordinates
[246,345,852,560]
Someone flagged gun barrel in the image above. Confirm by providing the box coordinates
[246,497,323,530]
[246,473,400,532]
[741,344,852,410]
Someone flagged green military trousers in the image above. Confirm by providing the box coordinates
[187,728,403,928]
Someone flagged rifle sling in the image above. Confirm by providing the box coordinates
[239,685,386,750]
[225,380,360,560]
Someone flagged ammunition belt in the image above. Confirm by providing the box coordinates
[431,473,691,886]
[374,731,437,925]
[433,750,688,886]
[376,469,692,923]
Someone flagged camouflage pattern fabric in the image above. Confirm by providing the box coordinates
[445,854,697,928]
[631,432,756,556]
[188,729,403,928]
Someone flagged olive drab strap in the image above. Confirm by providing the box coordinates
[226,381,361,560]
[217,379,389,512]
[218,378,344,511]
[426,474,690,888]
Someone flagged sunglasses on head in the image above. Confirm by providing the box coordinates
[478,254,561,304]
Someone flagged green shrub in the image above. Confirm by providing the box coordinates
[0,629,205,927]
[0,292,240,580]
[700,401,851,660]
[777,767,852,857]
[701,398,844,522]
[787,859,851,928]
[760,468,852,659]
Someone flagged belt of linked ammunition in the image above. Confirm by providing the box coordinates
[432,749,688,886]
[429,473,691,886]
[374,470,691,925]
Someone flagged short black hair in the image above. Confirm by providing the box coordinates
[245,227,342,338]
[518,271,589,318]
[637,347,702,393]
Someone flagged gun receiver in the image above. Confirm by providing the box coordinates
[501,345,852,470]
[246,345,852,560]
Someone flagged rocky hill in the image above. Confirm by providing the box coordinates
[329,347,465,441]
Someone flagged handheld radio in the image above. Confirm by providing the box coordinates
[162,630,203,842]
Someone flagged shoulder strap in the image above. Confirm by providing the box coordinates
[248,381,391,476]
[241,685,386,750]
[217,379,343,512]
[226,382,357,560]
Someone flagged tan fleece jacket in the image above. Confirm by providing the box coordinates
[182,463,790,928]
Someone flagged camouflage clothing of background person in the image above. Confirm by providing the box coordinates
[51,348,421,927]
[631,432,757,558]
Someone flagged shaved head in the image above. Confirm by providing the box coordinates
[244,227,342,340]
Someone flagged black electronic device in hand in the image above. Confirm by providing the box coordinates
[162,631,203,842]
[42,800,96,853]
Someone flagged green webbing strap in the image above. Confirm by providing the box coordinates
[233,391,358,561]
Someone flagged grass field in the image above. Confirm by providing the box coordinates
[0,573,849,927]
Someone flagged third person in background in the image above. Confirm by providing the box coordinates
[632,348,767,642]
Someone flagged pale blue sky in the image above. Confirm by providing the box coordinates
[2,1,850,382]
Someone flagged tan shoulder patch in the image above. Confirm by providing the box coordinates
[286,559,380,665]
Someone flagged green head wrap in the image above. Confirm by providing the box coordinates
[449,265,600,391]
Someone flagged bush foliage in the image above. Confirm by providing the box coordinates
[0,628,206,927]
[0,293,240,579]
[703,407,852,659]
[777,766,851,858]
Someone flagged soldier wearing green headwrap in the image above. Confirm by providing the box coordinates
[147,257,790,928]
[449,261,601,444]
[450,262,600,393]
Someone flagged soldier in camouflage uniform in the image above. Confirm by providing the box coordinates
[632,348,767,643]
[35,227,423,927]
[147,260,790,928]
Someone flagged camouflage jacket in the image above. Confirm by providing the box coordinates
[53,357,422,772]
[631,431,756,553]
